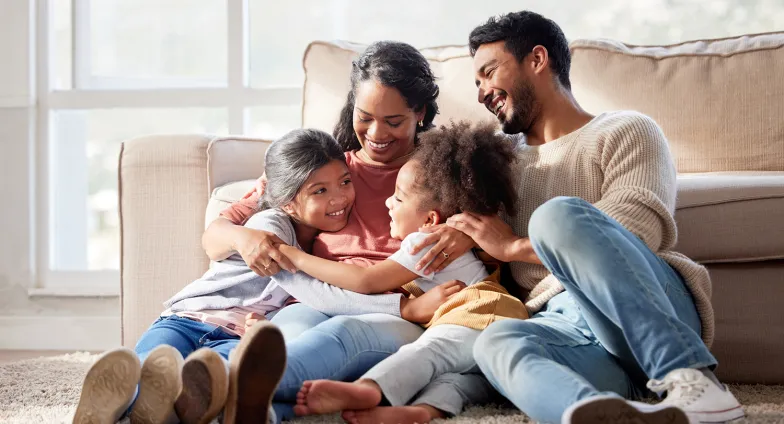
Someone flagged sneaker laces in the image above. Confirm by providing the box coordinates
[647,369,709,408]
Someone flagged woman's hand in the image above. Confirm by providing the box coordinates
[235,228,297,276]
[400,280,466,323]
[410,225,476,274]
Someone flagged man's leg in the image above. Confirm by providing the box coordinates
[474,294,639,423]
[528,196,715,378]
[528,197,742,423]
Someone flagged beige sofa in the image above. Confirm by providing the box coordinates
[120,33,784,384]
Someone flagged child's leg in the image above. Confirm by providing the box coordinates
[134,315,219,362]
[361,324,481,406]
[131,316,225,423]
[341,370,497,424]
[295,325,480,416]
[175,324,241,424]
[408,372,499,417]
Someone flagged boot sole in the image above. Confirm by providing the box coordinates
[175,348,229,424]
[223,322,286,424]
[73,348,141,424]
[130,345,183,424]
[568,397,689,424]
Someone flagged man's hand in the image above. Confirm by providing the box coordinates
[409,225,476,274]
[235,228,297,276]
[400,280,466,323]
[446,213,527,263]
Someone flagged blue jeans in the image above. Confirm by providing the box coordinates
[270,313,425,422]
[135,315,241,362]
[473,197,717,424]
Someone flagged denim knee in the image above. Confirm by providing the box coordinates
[528,197,592,249]
[473,320,535,368]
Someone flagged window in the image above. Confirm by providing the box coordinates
[39,0,781,291]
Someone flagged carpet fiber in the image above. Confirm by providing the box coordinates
[1,352,783,423]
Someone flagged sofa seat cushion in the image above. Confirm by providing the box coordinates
[207,173,784,265]
[675,172,784,263]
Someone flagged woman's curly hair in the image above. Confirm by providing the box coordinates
[412,120,517,218]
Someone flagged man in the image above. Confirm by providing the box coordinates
[441,10,744,424]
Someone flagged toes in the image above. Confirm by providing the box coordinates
[293,405,310,416]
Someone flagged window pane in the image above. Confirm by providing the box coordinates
[246,105,301,140]
[249,0,783,88]
[50,108,228,271]
[52,0,73,90]
[87,0,227,88]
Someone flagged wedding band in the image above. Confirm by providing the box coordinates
[442,251,450,259]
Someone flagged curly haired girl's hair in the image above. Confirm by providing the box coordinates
[412,121,517,217]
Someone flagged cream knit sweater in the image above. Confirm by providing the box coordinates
[504,111,714,346]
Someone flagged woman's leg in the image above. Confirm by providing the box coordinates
[267,314,424,423]
[268,303,330,343]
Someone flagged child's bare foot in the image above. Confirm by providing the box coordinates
[342,405,437,424]
[293,380,381,416]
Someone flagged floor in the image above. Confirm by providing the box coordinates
[0,350,98,364]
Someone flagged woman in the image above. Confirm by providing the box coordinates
[203,41,491,423]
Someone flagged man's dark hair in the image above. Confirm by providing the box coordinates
[469,11,572,90]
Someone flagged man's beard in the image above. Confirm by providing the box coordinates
[500,79,539,135]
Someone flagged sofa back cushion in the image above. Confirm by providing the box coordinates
[302,32,784,173]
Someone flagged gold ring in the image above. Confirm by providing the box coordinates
[442,251,449,259]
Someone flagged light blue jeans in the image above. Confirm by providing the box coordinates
[473,197,717,424]
[268,305,497,422]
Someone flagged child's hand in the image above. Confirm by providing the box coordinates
[400,280,466,323]
[244,312,265,331]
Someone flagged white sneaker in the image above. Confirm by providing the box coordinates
[562,395,691,424]
[648,368,745,423]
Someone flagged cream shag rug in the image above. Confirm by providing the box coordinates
[1,352,783,424]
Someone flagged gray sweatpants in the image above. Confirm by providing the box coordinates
[362,324,494,415]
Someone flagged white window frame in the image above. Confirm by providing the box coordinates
[32,0,301,296]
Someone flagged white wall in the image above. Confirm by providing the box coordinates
[0,0,118,351]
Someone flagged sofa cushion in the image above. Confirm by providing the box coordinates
[674,172,784,263]
[209,173,784,264]
[301,41,491,134]
[570,33,784,173]
[303,34,784,174]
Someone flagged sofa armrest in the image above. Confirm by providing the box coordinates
[119,134,272,347]
[119,134,212,347]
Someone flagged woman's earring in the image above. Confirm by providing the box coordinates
[418,120,424,127]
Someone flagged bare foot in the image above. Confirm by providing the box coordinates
[342,406,436,424]
[293,380,382,416]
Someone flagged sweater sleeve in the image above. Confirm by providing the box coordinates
[593,113,679,252]
[249,210,405,317]
[271,271,404,317]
